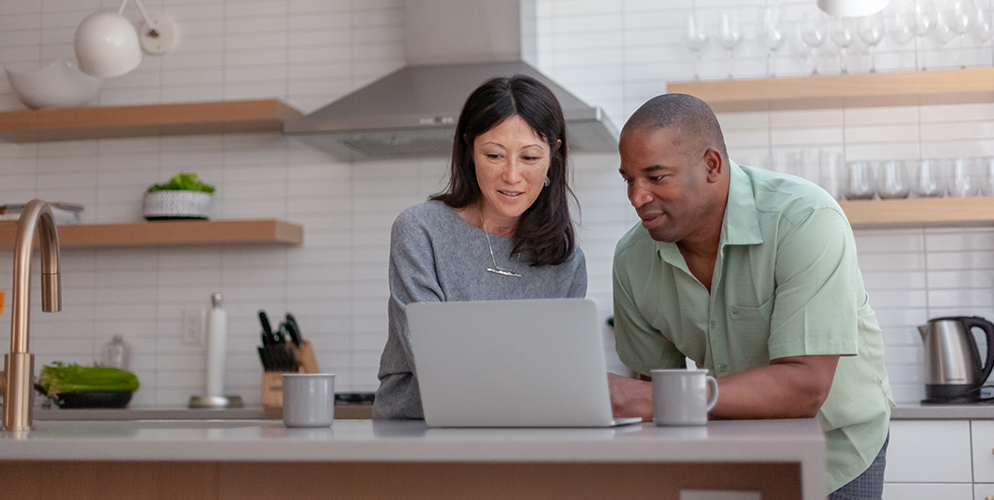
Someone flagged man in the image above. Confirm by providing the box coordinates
[608,94,894,500]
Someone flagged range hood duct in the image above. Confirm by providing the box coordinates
[284,0,619,161]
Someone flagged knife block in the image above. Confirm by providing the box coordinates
[261,340,320,419]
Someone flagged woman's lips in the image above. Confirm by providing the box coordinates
[498,189,524,199]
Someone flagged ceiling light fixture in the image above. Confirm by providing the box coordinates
[817,0,889,17]
[74,0,176,78]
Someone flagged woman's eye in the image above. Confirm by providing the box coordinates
[486,154,500,160]
[522,156,540,162]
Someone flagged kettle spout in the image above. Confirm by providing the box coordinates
[918,325,927,341]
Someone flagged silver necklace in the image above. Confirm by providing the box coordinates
[482,221,521,278]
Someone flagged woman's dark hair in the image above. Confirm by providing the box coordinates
[431,74,576,267]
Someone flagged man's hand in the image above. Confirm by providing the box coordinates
[607,372,653,421]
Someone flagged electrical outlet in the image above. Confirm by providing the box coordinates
[181,308,206,346]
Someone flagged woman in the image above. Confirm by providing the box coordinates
[372,75,587,419]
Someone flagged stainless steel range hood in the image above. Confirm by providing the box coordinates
[283,0,618,161]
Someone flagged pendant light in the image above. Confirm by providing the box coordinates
[817,0,889,18]
[74,0,176,78]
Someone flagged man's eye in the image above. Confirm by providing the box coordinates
[649,175,665,182]
[622,178,634,185]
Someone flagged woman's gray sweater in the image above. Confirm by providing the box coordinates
[372,200,587,419]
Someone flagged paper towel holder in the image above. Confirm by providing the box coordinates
[189,292,243,409]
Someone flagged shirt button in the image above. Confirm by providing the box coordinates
[710,320,716,328]
[719,364,728,372]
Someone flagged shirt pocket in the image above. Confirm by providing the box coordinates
[726,297,774,338]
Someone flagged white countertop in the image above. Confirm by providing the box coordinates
[2,418,827,499]
[2,418,824,465]
[892,403,994,419]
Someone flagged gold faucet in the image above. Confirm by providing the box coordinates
[3,199,61,432]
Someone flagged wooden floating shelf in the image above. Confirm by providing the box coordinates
[667,68,994,112]
[0,99,302,142]
[839,197,994,229]
[0,219,303,249]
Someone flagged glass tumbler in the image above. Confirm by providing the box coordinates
[844,160,876,200]
[980,157,994,196]
[819,151,845,200]
[913,158,946,197]
[949,157,978,197]
[877,160,911,199]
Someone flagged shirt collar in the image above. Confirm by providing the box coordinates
[654,159,763,270]
[720,160,763,247]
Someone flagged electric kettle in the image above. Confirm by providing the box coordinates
[918,316,994,403]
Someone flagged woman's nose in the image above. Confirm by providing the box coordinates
[501,159,524,183]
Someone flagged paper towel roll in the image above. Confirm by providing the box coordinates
[205,293,227,398]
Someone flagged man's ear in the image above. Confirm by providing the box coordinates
[703,148,724,183]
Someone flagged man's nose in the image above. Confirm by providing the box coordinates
[629,180,652,207]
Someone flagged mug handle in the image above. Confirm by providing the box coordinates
[705,376,719,411]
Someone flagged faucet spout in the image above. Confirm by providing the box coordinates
[3,199,61,432]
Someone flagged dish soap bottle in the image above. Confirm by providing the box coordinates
[102,334,130,370]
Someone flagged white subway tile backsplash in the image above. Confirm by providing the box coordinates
[0,0,987,405]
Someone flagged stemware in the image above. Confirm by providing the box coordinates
[887,8,917,48]
[858,13,886,73]
[909,0,938,70]
[830,17,857,74]
[800,10,828,75]
[877,160,911,199]
[715,11,744,79]
[946,0,977,68]
[758,5,788,77]
[686,12,709,81]
[931,11,958,69]
[975,4,994,49]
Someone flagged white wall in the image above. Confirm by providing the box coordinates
[1,0,993,406]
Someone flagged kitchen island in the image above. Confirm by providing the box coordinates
[0,418,825,500]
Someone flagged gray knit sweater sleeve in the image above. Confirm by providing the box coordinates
[372,201,587,419]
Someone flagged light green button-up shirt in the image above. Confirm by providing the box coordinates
[613,161,894,493]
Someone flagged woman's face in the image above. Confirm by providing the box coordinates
[472,115,554,230]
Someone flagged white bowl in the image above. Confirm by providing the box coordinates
[4,58,102,109]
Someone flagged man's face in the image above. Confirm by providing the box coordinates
[618,126,712,243]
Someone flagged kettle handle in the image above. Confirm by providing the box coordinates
[964,316,994,390]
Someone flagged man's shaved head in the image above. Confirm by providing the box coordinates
[622,93,727,161]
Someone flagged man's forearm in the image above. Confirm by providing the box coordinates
[709,355,839,419]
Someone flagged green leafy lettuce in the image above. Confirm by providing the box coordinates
[38,362,140,396]
[146,173,215,194]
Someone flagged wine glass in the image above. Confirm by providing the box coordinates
[686,12,709,81]
[859,13,886,73]
[946,0,976,68]
[909,0,938,70]
[758,5,788,77]
[975,3,994,50]
[800,10,828,75]
[819,150,845,200]
[830,17,857,74]
[931,11,957,69]
[715,11,743,79]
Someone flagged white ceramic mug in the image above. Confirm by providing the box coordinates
[651,369,718,426]
[282,373,336,428]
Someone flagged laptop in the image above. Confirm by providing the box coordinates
[406,298,643,428]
